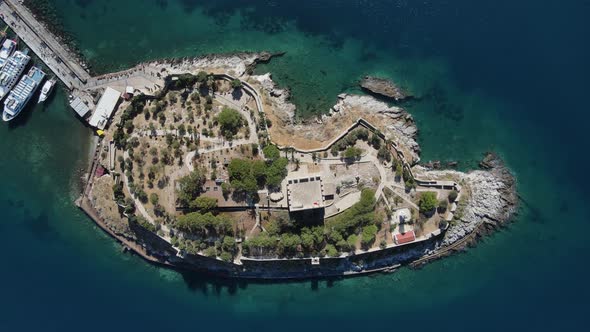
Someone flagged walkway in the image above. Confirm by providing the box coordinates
[0,0,90,88]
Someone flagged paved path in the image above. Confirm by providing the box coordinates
[0,0,90,89]
[384,184,419,210]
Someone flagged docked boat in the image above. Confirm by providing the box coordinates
[0,39,17,69]
[2,66,45,122]
[37,78,56,103]
[0,50,30,100]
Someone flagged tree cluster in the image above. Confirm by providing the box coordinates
[176,169,206,207]
[175,212,233,237]
[228,155,288,196]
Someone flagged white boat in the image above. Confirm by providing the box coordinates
[0,51,30,100]
[37,78,56,103]
[2,66,45,122]
[0,39,17,69]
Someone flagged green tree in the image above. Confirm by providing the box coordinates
[190,196,218,213]
[344,146,362,160]
[124,119,134,133]
[216,107,244,139]
[177,169,206,207]
[370,134,381,149]
[262,144,280,161]
[325,244,339,257]
[222,236,236,253]
[219,251,232,262]
[230,79,243,89]
[419,192,438,213]
[278,233,301,257]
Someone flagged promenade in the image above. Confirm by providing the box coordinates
[0,0,90,89]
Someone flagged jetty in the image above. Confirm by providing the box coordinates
[0,0,164,122]
[0,0,90,89]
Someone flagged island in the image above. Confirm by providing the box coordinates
[0,0,517,279]
[75,52,517,279]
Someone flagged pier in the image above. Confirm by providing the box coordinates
[0,0,167,122]
[0,0,90,89]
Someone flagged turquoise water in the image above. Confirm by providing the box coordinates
[1,0,588,330]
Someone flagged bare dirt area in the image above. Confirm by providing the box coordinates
[90,175,131,235]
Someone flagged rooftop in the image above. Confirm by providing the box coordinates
[394,230,416,245]
[286,175,324,212]
[88,87,120,129]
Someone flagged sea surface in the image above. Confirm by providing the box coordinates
[1,0,589,330]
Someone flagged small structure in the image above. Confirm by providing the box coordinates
[322,182,336,201]
[394,230,416,245]
[392,208,411,224]
[88,87,121,129]
[123,86,134,100]
[69,96,90,118]
[286,175,325,212]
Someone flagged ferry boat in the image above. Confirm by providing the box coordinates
[2,66,45,122]
[37,78,56,103]
[0,51,30,100]
[0,39,17,69]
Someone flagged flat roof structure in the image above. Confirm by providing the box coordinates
[69,96,90,118]
[394,230,416,245]
[286,175,324,212]
[88,87,120,129]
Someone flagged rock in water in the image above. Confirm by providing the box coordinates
[360,76,411,101]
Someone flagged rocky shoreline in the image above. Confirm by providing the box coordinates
[254,73,421,163]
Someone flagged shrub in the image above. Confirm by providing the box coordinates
[149,193,159,206]
[438,199,448,212]
[325,189,376,238]
[419,192,438,213]
[230,79,242,89]
[325,244,339,257]
[219,251,233,262]
[361,225,378,248]
[448,190,459,202]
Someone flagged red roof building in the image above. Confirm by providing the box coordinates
[394,230,416,245]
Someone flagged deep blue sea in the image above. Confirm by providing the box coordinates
[0,0,589,330]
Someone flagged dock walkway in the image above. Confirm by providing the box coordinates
[0,0,90,89]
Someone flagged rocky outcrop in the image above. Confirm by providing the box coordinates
[360,76,411,101]
[330,94,420,162]
[146,52,278,77]
[414,153,518,246]
[253,72,421,162]
[254,73,296,123]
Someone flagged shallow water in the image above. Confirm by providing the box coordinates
[0,0,588,330]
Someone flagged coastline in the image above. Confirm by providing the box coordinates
[73,50,518,279]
